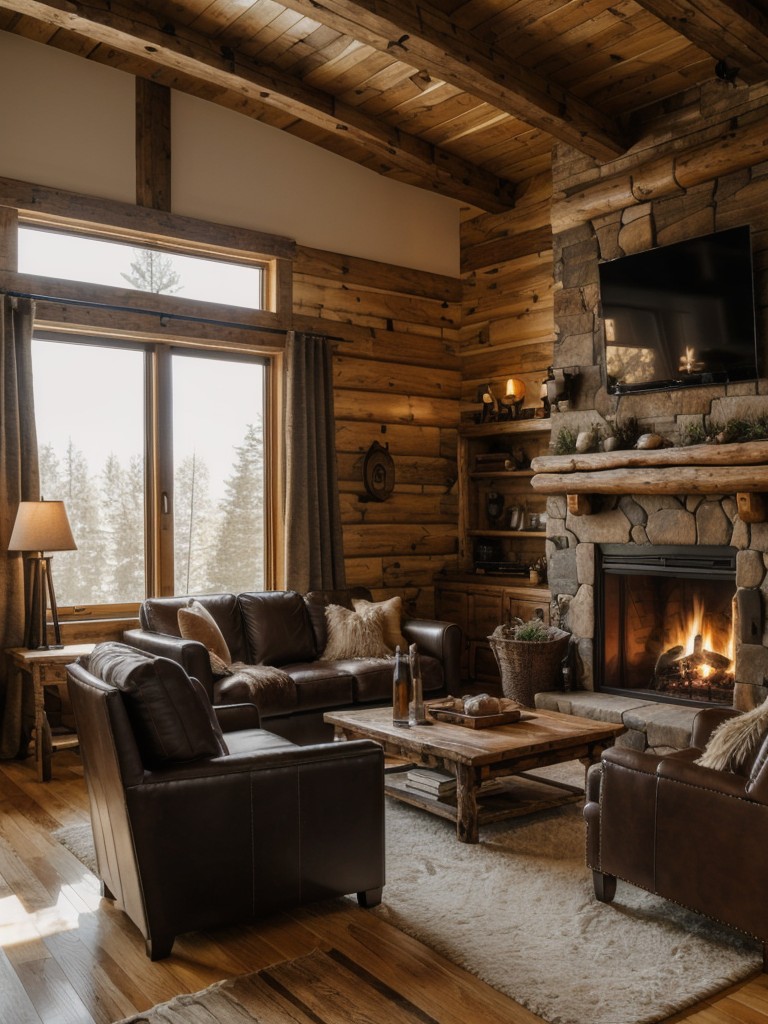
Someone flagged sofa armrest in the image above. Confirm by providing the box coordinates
[123,628,214,692]
[402,618,463,695]
[213,702,261,732]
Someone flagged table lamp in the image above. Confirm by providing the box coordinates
[8,499,77,650]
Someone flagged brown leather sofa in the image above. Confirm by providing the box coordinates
[124,587,462,743]
[585,706,768,966]
[67,642,385,961]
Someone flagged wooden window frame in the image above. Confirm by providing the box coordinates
[1,176,293,624]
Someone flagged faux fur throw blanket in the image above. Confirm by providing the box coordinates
[695,697,768,774]
[218,662,297,716]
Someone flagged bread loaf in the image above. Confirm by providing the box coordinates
[464,694,501,716]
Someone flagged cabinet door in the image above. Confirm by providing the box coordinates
[468,640,502,692]
[467,590,503,639]
[505,593,550,625]
[435,587,469,677]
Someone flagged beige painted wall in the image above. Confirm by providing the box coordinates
[0,31,135,202]
[0,30,460,276]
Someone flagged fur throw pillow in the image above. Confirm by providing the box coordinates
[178,599,232,676]
[352,595,407,653]
[321,603,391,660]
[695,698,768,774]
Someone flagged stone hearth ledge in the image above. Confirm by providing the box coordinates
[534,690,698,753]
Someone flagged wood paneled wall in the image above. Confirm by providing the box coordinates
[292,245,462,616]
[459,173,556,423]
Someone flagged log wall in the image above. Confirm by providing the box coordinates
[459,172,556,422]
[292,245,462,617]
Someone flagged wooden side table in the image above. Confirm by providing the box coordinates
[6,644,95,781]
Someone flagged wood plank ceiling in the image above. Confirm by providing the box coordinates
[2,0,768,213]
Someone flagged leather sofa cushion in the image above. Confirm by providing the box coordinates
[280,664,354,712]
[141,593,249,663]
[87,642,227,766]
[223,728,299,756]
[326,654,444,704]
[239,591,317,665]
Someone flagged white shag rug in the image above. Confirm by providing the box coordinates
[375,765,762,1024]
[54,763,762,1024]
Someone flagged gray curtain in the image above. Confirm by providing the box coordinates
[0,296,39,758]
[284,331,346,592]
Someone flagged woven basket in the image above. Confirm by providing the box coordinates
[488,625,570,707]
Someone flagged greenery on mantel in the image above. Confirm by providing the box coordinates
[680,415,768,447]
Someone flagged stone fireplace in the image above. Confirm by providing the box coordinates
[533,123,768,714]
[541,485,768,711]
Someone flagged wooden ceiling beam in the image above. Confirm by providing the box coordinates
[631,0,768,84]
[0,0,517,212]
[276,0,626,161]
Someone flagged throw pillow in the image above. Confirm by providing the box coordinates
[178,599,232,676]
[321,604,391,660]
[695,698,768,774]
[352,595,408,653]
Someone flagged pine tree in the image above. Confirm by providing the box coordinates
[174,452,213,594]
[121,248,183,294]
[101,453,145,602]
[207,421,265,592]
[53,440,105,605]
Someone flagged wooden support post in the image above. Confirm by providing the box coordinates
[0,206,18,272]
[136,79,171,211]
[567,493,592,516]
[737,492,768,524]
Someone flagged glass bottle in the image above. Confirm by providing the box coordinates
[409,643,428,725]
[392,645,411,727]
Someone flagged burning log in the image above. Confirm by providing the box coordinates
[654,645,685,677]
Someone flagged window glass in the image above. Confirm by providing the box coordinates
[172,353,266,595]
[19,227,265,309]
[33,338,146,606]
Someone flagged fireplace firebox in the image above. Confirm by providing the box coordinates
[596,544,737,707]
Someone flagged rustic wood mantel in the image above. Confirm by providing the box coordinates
[531,440,768,520]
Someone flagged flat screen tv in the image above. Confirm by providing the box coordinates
[598,225,760,395]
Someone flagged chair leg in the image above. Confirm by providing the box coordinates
[146,935,175,961]
[357,887,383,908]
[592,870,617,903]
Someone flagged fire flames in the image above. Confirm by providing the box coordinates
[654,595,734,700]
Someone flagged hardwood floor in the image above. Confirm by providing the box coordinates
[1,751,767,1024]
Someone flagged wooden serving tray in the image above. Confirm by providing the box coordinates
[426,704,530,728]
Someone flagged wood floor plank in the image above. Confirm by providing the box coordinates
[1,750,768,1024]
[0,946,44,1024]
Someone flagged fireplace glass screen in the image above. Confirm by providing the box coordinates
[599,545,736,706]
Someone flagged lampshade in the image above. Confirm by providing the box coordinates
[505,377,526,402]
[8,500,77,553]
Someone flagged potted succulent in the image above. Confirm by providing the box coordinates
[488,617,570,707]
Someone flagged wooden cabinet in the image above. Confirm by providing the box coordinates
[458,418,551,575]
[435,578,550,691]
[436,418,552,689]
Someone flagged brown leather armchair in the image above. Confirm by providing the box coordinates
[585,706,768,967]
[67,643,385,960]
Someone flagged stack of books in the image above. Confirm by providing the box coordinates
[405,768,457,799]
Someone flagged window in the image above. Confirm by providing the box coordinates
[19,227,266,310]
[33,336,268,612]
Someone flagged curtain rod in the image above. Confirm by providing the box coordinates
[3,288,350,342]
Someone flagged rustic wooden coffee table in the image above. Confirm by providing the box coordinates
[324,706,623,843]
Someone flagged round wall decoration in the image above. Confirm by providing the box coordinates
[362,441,395,502]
